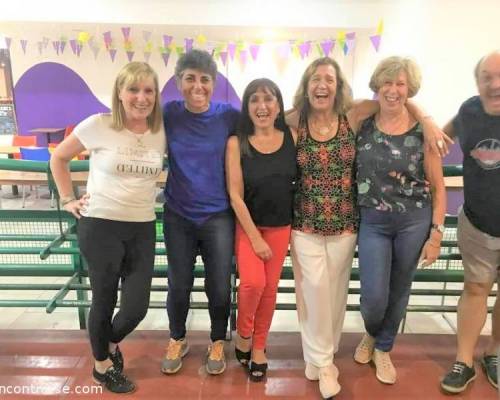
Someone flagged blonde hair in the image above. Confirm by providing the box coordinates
[293,57,352,119]
[369,56,422,97]
[111,62,163,133]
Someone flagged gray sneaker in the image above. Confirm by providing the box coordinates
[161,338,189,374]
[206,340,226,375]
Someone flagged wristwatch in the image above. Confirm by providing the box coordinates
[431,223,445,234]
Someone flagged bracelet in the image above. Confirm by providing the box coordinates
[60,196,76,206]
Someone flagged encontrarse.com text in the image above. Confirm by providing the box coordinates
[0,384,103,395]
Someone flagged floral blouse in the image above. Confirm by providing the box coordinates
[292,114,358,236]
[356,116,431,213]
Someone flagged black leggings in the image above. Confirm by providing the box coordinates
[78,217,156,361]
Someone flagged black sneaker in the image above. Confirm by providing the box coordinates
[481,354,498,389]
[109,346,124,373]
[92,367,135,394]
[440,361,476,394]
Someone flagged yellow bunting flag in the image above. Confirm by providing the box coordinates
[77,31,90,44]
[195,34,207,45]
[376,19,384,35]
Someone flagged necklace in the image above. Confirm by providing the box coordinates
[310,117,337,136]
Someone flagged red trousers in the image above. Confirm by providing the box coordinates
[235,223,291,350]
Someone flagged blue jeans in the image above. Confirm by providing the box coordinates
[358,206,431,351]
[163,205,234,341]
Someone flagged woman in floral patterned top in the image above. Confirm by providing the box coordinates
[286,57,377,399]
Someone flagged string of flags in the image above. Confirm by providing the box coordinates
[4,20,383,67]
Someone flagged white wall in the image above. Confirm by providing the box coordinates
[1,0,500,123]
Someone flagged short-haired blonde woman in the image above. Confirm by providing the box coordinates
[51,62,165,394]
[354,56,446,384]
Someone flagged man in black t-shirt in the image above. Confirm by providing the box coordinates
[440,51,500,395]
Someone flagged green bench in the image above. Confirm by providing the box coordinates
[0,158,491,336]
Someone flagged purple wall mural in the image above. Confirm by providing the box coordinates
[161,72,241,109]
[14,62,109,145]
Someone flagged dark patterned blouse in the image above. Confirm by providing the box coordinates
[356,116,431,213]
[292,114,358,236]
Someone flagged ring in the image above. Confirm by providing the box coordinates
[437,140,444,148]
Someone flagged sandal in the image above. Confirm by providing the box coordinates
[235,347,251,366]
[249,361,268,382]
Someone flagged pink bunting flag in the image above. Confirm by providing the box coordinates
[184,38,193,53]
[52,41,60,55]
[346,38,356,54]
[162,35,173,48]
[126,51,135,62]
[37,41,43,55]
[239,50,248,67]
[5,37,11,49]
[69,39,77,55]
[109,48,117,62]
[161,52,170,67]
[103,31,113,47]
[219,51,228,66]
[276,42,291,59]
[205,42,216,55]
[121,27,131,40]
[142,31,152,42]
[320,40,334,56]
[89,41,99,59]
[143,51,151,63]
[249,44,260,60]
[346,32,356,40]
[370,35,381,52]
[227,43,236,60]
[60,40,66,54]
[20,39,28,54]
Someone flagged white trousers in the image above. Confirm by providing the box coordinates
[291,229,357,367]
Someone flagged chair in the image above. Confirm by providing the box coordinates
[19,147,52,208]
[12,135,38,159]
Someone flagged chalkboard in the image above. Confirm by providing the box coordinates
[0,102,17,135]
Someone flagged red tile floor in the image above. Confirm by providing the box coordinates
[0,330,496,399]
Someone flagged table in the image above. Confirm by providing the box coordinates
[29,128,65,144]
[0,145,21,197]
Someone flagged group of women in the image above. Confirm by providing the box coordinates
[50,49,447,397]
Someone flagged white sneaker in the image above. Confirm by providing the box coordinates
[372,349,397,384]
[305,362,319,380]
[354,333,375,364]
[318,364,341,398]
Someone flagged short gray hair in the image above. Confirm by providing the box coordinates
[369,56,421,98]
[174,49,217,83]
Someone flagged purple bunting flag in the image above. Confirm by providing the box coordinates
[320,40,334,57]
[121,27,131,40]
[52,40,60,55]
[161,52,170,67]
[298,42,308,59]
[20,39,28,54]
[103,31,112,47]
[249,44,260,61]
[162,35,173,48]
[60,40,66,54]
[239,50,248,67]
[69,39,77,55]
[5,37,11,49]
[370,35,381,52]
[126,51,135,62]
[227,43,236,60]
[220,51,228,66]
[109,48,117,62]
[184,38,193,53]
[37,41,43,55]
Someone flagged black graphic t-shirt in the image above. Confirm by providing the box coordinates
[453,96,500,237]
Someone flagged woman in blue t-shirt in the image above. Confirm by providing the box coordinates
[160,50,239,376]
[353,56,446,384]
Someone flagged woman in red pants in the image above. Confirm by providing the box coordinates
[226,78,297,381]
